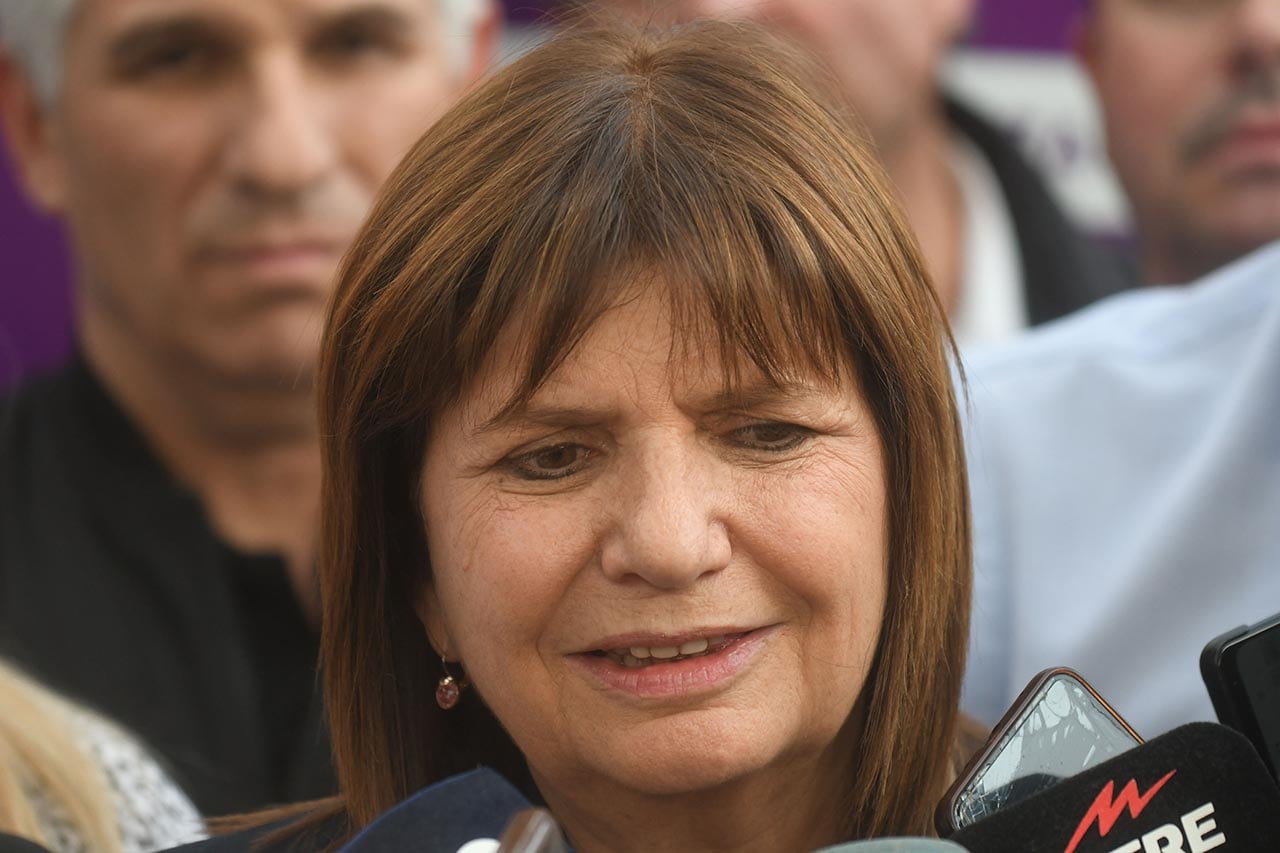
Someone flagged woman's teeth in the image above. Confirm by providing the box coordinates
[604,634,738,668]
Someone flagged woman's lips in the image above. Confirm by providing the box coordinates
[569,626,775,700]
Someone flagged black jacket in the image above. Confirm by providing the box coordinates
[946,97,1135,325]
[0,358,335,816]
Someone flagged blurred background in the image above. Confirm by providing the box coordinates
[0,0,1125,387]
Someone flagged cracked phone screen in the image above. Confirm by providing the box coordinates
[953,672,1141,828]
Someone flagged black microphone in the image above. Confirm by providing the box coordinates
[0,836,52,853]
[340,767,532,853]
[950,723,1280,853]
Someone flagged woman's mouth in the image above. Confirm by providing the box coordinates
[570,627,773,699]
[595,633,745,668]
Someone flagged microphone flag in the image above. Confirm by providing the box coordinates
[950,723,1280,853]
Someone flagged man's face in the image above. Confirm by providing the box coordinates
[1081,0,1280,282]
[6,0,488,391]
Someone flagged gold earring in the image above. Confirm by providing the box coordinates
[436,657,468,710]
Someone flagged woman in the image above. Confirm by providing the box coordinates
[0,661,205,852]
[247,19,970,852]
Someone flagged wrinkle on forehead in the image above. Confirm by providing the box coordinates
[452,269,857,437]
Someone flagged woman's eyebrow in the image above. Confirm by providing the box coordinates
[473,403,615,436]
[693,379,830,412]
[472,380,830,434]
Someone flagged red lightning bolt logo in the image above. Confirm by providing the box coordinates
[1062,769,1177,853]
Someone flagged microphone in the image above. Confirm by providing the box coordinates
[340,768,532,853]
[814,841,969,851]
[338,769,972,853]
[950,723,1280,852]
[497,809,570,853]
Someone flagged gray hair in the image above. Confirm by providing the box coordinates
[0,0,486,104]
[0,0,75,103]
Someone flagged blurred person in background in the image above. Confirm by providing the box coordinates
[0,0,496,816]
[963,0,1280,737]
[574,0,1133,346]
[0,660,204,853]
[1078,0,1280,283]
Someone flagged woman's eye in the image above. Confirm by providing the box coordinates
[728,422,814,452]
[505,444,594,481]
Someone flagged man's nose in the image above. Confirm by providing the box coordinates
[1234,0,1280,74]
[223,57,338,200]
[599,440,733,590]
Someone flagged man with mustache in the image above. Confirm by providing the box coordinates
[962,0,1280,737]
[1083,0,1280,283]
[0,0,496,814]
[580,0,1132,345]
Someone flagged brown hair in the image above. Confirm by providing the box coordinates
[316,19,970,844]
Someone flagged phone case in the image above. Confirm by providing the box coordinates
[935,667,1141,837]
[1200,623,1250,730]
[1199,611,1280,780]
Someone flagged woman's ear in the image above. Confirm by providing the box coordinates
[414,583,457,660]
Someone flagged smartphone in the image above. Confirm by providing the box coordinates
[497,809,570,853]
[1200,610,1280,781]
[935,667,1142,836]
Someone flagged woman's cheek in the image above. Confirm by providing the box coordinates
[442,491,598,656]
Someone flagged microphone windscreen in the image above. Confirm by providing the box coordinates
[815,840,969,851]
[951,723,1280,853]
[340,768,533,853]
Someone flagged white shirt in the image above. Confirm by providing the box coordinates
[949,132,1027,347]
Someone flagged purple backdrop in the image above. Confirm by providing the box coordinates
[0,0,1079,385]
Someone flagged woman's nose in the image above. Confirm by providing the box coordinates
[598,440,733,589]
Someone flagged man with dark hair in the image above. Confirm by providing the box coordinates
[0,0,496,814]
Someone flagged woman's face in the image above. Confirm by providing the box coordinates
[419,287,888,799]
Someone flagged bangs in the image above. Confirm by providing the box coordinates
[337,23,916,440]
[455,182,861,422]
[435,46,885,421]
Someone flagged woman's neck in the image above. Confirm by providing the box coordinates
[535,721,859,853]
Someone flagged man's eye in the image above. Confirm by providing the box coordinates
[120,42,223,80]
[314,27,403,64]
[506,444,595,481]
[728,422,814,452]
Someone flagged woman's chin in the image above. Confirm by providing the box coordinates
[581,714,786,797]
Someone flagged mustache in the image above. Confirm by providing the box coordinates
[1181,65,1280,165]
